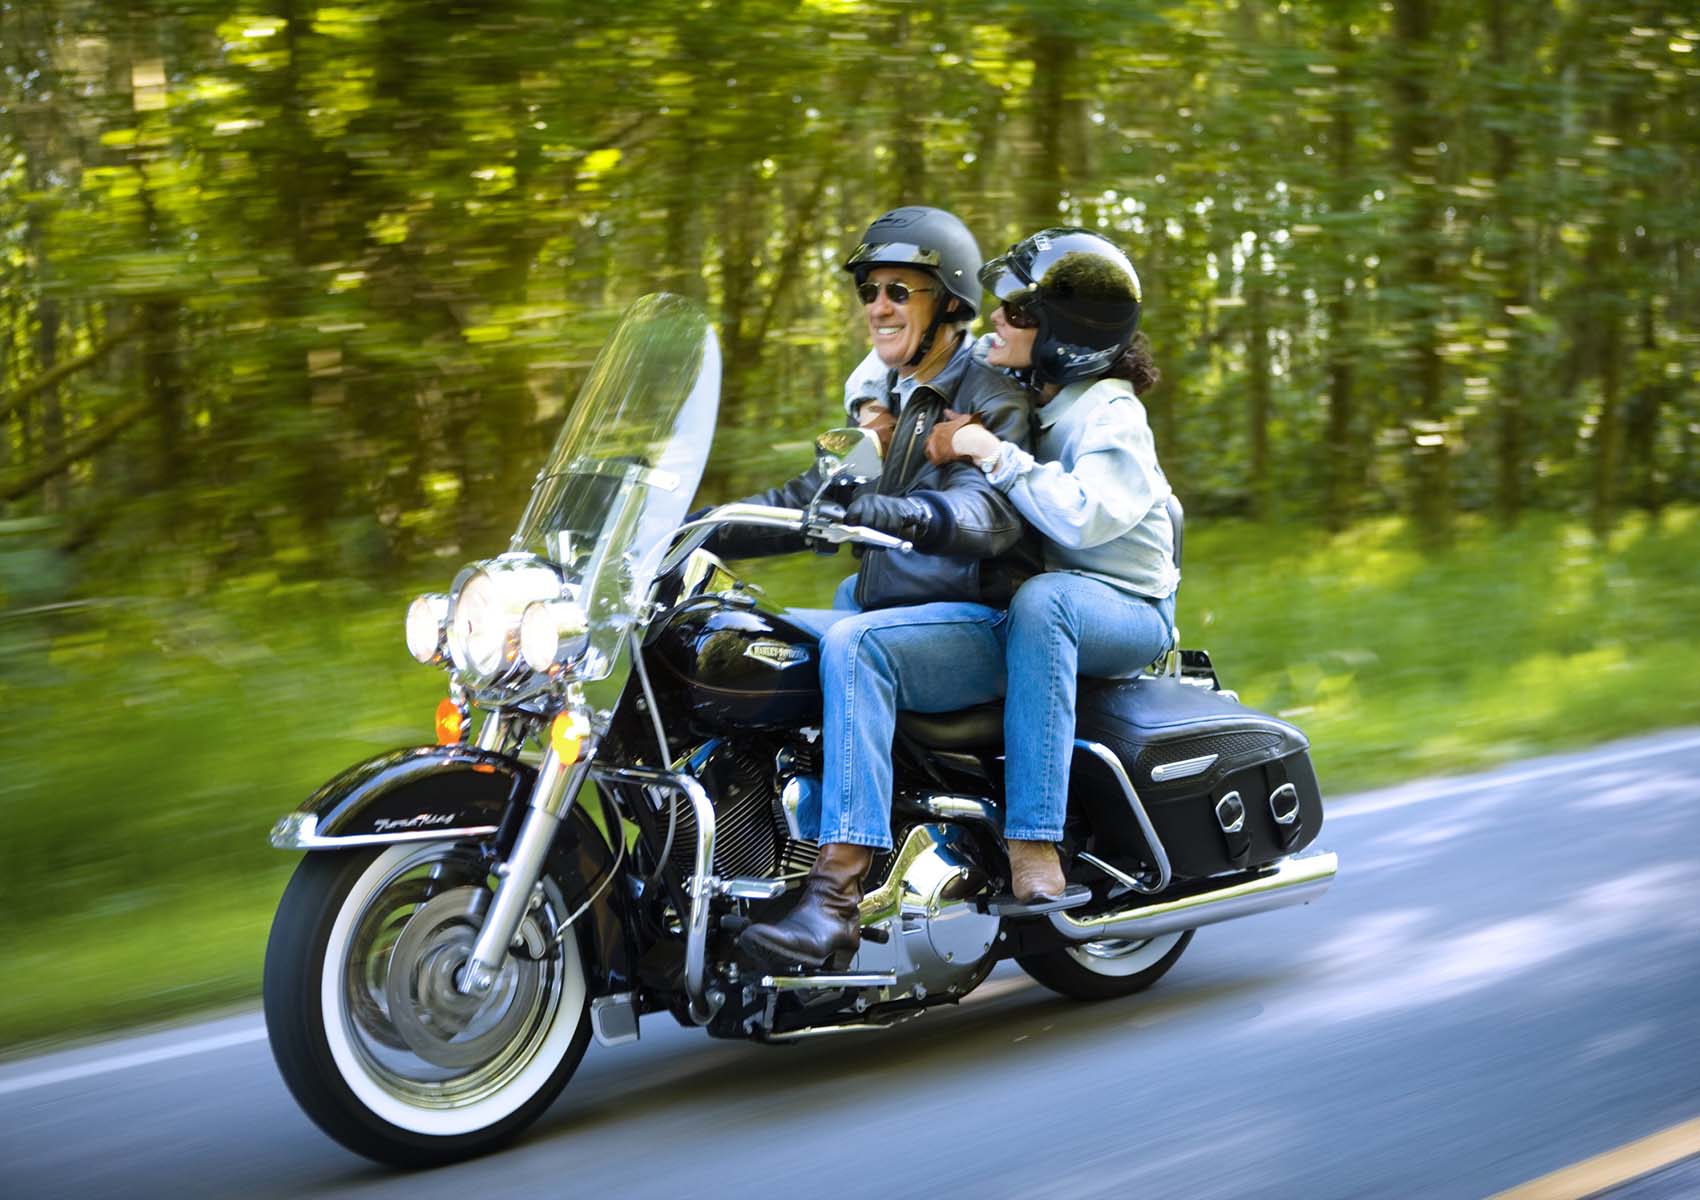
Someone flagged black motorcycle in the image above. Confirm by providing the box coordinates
[262,294,1338,1165]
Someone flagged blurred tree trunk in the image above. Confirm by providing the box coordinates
[1488,0,1530,526]
[1322,18,1360,531]
[1391,0,1451,543]
[1588,89,1633,537]
[1024,27,1088,229]
[890,7,927,204]
[1245,252,1272,518]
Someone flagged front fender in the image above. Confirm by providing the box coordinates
[271,743,635,996]
[269,744,534,849]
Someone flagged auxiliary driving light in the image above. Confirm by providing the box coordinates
[520,598,591,674]
[406,594,450,664]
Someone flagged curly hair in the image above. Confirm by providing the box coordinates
[1101,332,1161,396]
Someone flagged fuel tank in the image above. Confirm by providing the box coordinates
[647,602,823,732]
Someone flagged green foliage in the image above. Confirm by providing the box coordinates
[3,1,1699,555]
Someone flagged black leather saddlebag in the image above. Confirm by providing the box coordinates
[1070,676,1322,881]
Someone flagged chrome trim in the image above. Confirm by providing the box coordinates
[765,1023,889,1042]
[1270,783,1301,826]
[460,749,594,995]
[858,825,937,926]
[778,777,807,840]
[1150,753,1218,783]
[914,794,1000,828]
[590,993,641,1047]
[1074,739,1172,894]
[704,876,788,900]
[593,764,719,1024]
[760,972,898,990]
[1077,851,1145,893]
[475,711,512,752]
[268,811,501,850]
[1215,791,1246,834]
[1049,851,1338,943]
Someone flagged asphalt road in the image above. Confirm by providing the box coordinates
[6,729,1700,1200]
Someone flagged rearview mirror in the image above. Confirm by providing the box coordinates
[813,427,883,487]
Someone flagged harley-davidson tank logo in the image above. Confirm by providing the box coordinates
[744,640,809,669]
[373,812,457,833]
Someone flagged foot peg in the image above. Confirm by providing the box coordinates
[982,884,1092,917]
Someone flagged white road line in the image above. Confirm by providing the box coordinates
[0,1025,266,1098]
[1330,730,1700,820]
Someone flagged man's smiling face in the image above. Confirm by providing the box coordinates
[860,266,942,369]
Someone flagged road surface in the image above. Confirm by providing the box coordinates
[5,729,1699,1199]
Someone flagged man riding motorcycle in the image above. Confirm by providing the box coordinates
[707,205,1038,968]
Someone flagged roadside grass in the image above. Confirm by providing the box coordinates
[2,508,1697,1051]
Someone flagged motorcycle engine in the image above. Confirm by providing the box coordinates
[664,743,816,879]
[851,823,1002,1001]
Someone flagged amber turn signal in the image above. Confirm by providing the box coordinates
[550,710,591,763]
[434,697,465,745]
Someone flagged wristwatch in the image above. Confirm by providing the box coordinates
[975,444,1003,475]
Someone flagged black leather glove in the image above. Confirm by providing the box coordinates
[843,493,948,551]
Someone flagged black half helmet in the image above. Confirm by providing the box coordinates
[843,205,983,318]
[979,227,1143,387]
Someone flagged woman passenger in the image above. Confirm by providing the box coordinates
[932,228,1179,903]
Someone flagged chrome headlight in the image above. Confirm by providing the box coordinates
[446,555,564,685]
[520,598,590,674]
[405,594,450,664]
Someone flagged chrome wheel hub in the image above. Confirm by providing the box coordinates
[337,846,569,1108]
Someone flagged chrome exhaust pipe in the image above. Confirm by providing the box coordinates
[1049,850,1338,943]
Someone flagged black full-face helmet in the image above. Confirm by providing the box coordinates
[979,227,1143,387]
[843,205,983,320]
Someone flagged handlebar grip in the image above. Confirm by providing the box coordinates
[840,525,912,553]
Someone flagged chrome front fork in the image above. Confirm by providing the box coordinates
[458,745,592,996]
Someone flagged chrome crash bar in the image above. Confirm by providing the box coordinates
[592,764,720,1024]
[1073,738,1172,894]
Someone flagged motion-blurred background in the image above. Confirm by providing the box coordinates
[1,0,1696,1050]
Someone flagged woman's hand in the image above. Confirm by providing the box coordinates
[926,409,993,466]
[952,422,1001,466]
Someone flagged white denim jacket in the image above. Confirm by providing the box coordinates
[984,377,1179,600]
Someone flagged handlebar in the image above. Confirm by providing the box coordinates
[653,502,912,578]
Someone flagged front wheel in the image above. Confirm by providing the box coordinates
[263,842,591,1166]
[1016,929,1193,1001]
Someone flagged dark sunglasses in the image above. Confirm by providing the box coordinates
[857,280,936,306]
[1000,299,1039,329]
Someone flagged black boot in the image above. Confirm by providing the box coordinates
[738,843,874,969]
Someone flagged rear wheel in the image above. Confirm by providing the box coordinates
[1016,929,1193,1001]
[264,843,590,1166]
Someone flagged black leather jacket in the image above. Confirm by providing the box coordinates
[712,341,1041,610]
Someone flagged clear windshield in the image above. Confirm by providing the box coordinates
[512,293,719,686]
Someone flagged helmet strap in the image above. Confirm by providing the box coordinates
[904,299,954,370]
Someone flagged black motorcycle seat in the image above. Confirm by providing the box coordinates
[895,702,1005,751]
[896,673,1272,755]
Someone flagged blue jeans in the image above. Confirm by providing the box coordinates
[788,575,1006,850]
[1001,573,1176,840]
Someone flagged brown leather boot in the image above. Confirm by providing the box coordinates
[1007,839,1067,904]
[738,842,874,969]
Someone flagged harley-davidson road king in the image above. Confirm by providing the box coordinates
[263,293,1339,1165]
